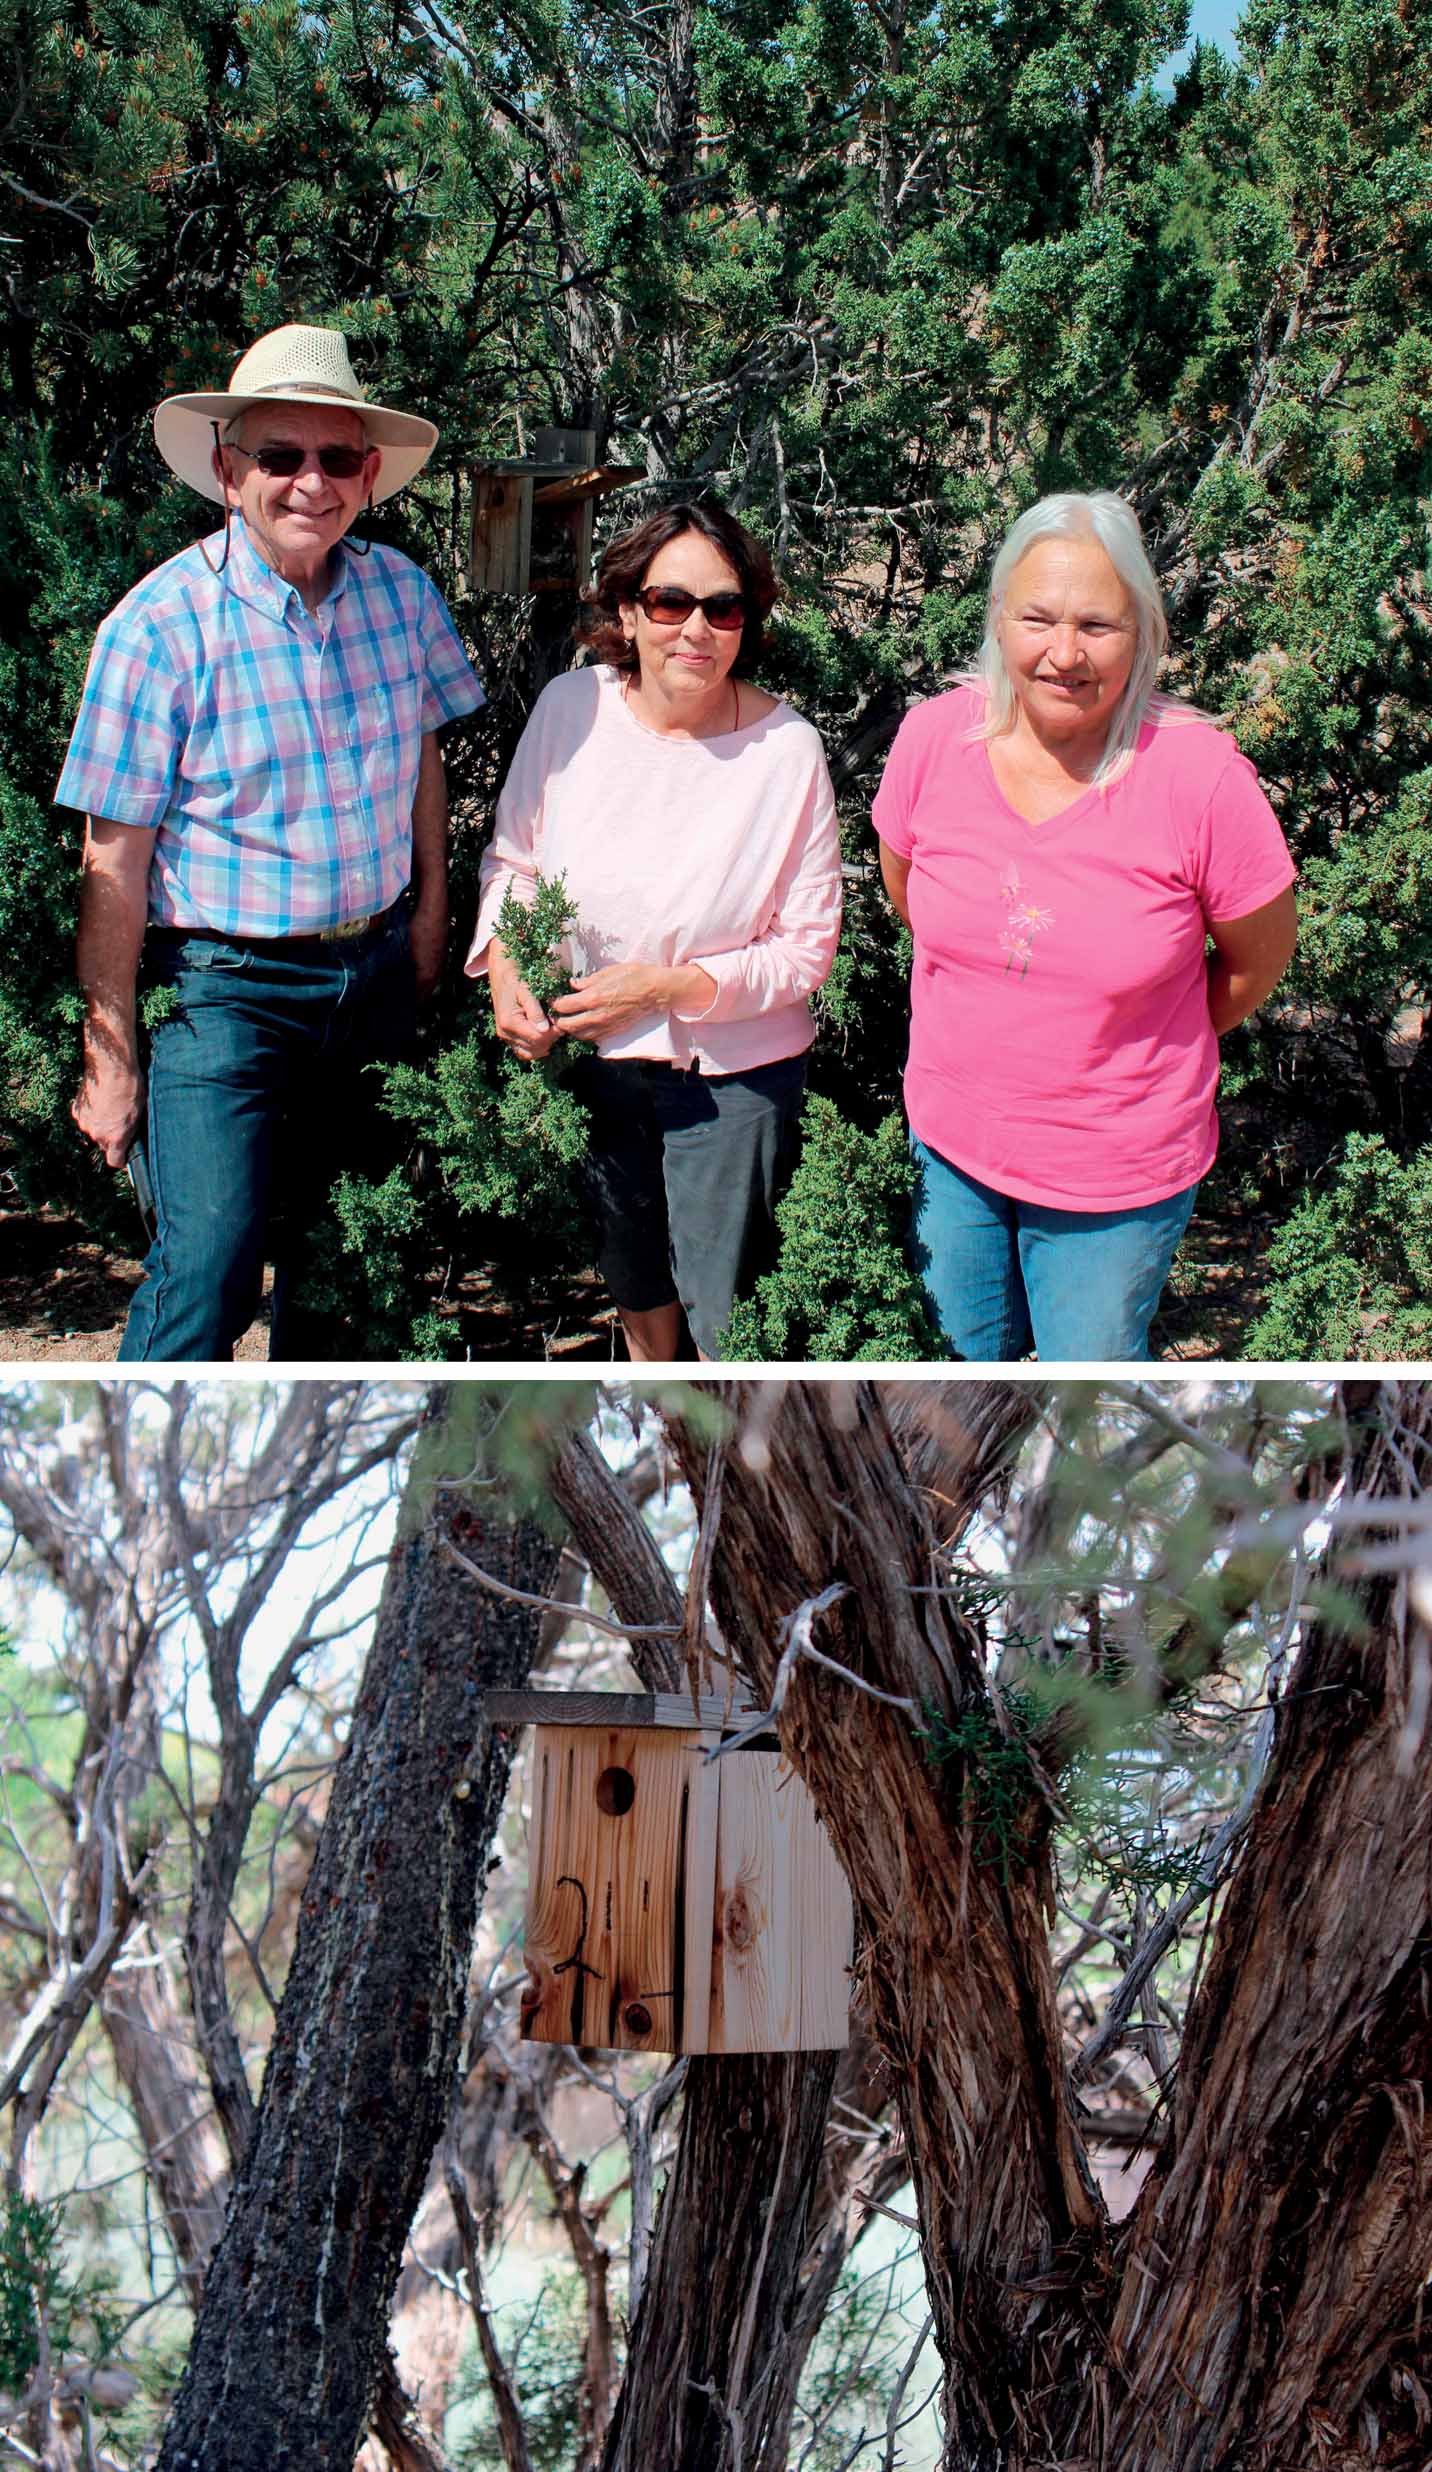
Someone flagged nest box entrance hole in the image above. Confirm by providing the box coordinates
[595,1765,636,1817]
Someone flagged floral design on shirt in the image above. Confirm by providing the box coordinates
[998,864,1055,978]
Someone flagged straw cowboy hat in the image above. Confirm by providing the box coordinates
[153,324,439,505]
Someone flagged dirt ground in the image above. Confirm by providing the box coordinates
[0,1177,1262,1366]
[0,1179,623,1365]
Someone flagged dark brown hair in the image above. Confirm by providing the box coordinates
[578,497,779,676]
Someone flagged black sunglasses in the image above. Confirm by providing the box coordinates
[632,584,747,631]
[225,441,371,479]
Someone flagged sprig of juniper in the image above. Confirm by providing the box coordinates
[496,873,586,1074]
[918,1687,1041,1882]
[920,1665,1218,1898]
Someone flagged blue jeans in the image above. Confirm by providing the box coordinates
[119,910,415,1362]
[911,1138,1198,1362]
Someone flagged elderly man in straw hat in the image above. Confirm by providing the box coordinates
[55,324,484,1359]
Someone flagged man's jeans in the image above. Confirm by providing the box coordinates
[119,910,415,1362]
[911,1137,1199,1362]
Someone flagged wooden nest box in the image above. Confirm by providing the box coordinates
[488,1690,854,2056]
[469,427,644,597]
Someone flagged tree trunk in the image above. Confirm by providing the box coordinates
[155,1388,565,2472]
[601,2050,841,2472]
[570,1392,1042,2472]
[667,1381,1095,2469]
[1082,1381,1432,2472]
[666,1379,1432,2472]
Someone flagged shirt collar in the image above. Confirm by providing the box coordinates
[217,515,354,623]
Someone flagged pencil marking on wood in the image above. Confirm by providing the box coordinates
[552,1873,602,2044]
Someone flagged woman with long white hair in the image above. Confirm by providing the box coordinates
[874,490,1296,1361]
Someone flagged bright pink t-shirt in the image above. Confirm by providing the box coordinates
[871,687,1296,1210]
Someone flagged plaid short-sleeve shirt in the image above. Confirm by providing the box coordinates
[55,518,484,936]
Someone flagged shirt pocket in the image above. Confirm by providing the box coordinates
[360,669,422,809]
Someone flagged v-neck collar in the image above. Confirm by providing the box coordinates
[981,739,1103,832]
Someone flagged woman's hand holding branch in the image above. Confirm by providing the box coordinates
[488,937,561,1061]
[550,961,716,1044]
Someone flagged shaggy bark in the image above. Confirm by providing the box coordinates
[667,1379,1432,2472]
[602,2049,842,2470]
[155,1388,565,2472]
[668,1380,1093,2469]
[1083,1383,1432,2472]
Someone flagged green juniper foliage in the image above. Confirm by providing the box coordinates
[0,2189,124,2403]
[278,875,596,1354]
[285,1035,596,1357]
[720,1099,942,1361]
[918,1685,1043,1882]
[919,1555,1225,1897]
[1245,1132,1432,1360]
[496,874,580,1039]
[7,0,1432,1348]
[0,2189,62,2390]
[1067,1771,1216,1898]
[920,1680,1220,1896]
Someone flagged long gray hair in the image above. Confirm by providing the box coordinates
[969,491,1181,787]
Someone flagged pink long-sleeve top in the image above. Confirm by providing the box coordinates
[466,665,843,1071]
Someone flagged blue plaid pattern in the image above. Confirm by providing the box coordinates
[55,518,484,935]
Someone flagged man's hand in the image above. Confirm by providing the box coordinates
[488,938,560,1061]
[409,891,447,1007]
[549,961,716,1044]
[72,1046,146,1168]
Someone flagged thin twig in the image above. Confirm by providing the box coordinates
[765,1582,921,1717]
[440,1539,681,1640]
[882,2313,934,2472]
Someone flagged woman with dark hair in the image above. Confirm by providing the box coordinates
[467,497,842,1360]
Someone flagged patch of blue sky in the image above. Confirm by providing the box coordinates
[1157,0,1246,89]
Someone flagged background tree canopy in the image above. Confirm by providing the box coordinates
[4,0,1431,1355]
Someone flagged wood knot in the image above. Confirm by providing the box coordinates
[623,2001,654,2037]
[725,1882,761,1954]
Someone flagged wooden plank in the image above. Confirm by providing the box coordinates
[521,1725,720,2054]
[707,1753,852,2054]
[531,465,644,509]
[487,1689,769,1734]
[679,1730,721,2055]
[790,1771,856,2049]
[469,470,532,592]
